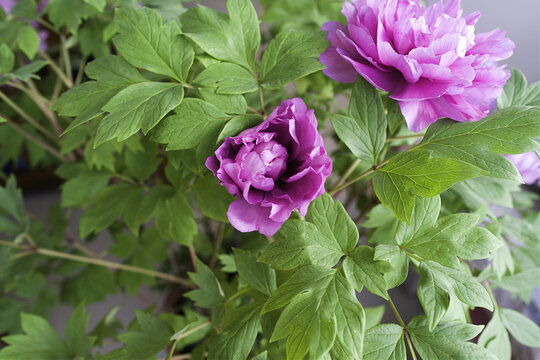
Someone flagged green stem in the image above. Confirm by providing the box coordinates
[388,295,417,360]
[0,239,191,286]
[483,280,499,308]
[259,88,266,115]
[404,330,418,360]
[388,295,406,327]
[333,158,361,190]
[0,90,57,142]
[401,248,423,263]
[1,114,66,162]
[39,50,73,88]
[166,321,211,360]
[60,35,73,85]
[209,222,225,269]
[386,134,424,142]
[329,160,388,195]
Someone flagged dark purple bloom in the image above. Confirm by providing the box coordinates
[320,0,514,132]
[206,98,332,236]
[506,152,540,185]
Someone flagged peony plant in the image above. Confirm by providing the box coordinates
[0,0,539,359]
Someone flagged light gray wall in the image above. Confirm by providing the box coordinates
[432,0,540,82]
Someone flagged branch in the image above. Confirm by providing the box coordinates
[1,113,67,162]
[0,239,192,287]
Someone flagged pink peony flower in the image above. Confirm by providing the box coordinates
[320,0,515,132]
[506,152,540,185]
[206,98,332,236]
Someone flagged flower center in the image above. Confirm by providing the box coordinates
[253,140,288,180]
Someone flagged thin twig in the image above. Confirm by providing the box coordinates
[60,35,73,84]
[388,295,418,360]
[0,90,57,142]
[188,245,198,272]
[209,223,225,269]
[39,50,73,88]
[0,239,191,286]
[74,57,87,86]
[1,114,67,162]
[166,321,211,360]
[258,88,266,115]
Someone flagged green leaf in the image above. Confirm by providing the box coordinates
[373,151,485,223]
[491,269,540,302]
[124,139,162,182]
[61,170,111,208]
[259,194,358,270]
[46,0,97,34]
[61,266,116,305]
[84,0,106,12]
[373,245,409,289]
[0,175,24,220]
[331,271,366,359]
[415,107,540,181]
[499,308,540,347]
[363,324,406,360]
[79,184,141,238]
[208,301,262,360]
[498,68,528,108]
[401,213,482,268]
[185,258,225,308]
[0,43,14,74]
[421,261,493,311]
[260,30,328,89]
[407,316,497,360]
[16,25,40,59]
[453,227,504,261]
[332,79,387,164]
[192,174,234,223]
[96,82,183,145]
[10,0,36,19]
[199,87,247,114]
[54,56,146,133]
[6,60,48,82]
[113,7,194,82]
[263,266,334,313]
[79,19,110,58]
[259,220,342,270]
[154,191,197,245]
[105,311,174,360]
[270,269,364,360]
[417,262,449,331]
[181,0,260,71]
[478,309,511,360]
[364,306,385,330]
[150,98,229,151]
[234,248,276,296]
[195,62,258,94]
[65,303,94,357]
[218,114,262,143]
[0,313,70,360]
[343,246,390,299]
[395,196,441,245]
[307,193,358,254]
[89,307,123,347]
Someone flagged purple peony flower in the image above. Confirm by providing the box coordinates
[506,152,540,185]
[0,0,15,14]
[206,98,332,236]
[320,0,514,132]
